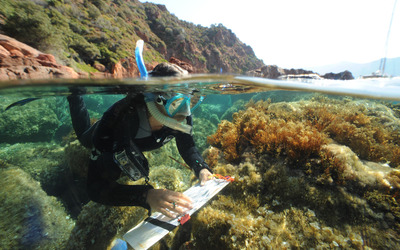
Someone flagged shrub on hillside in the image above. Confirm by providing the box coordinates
[1,0,59,50]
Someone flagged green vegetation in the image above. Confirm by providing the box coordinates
[0,0,60,50]
[0,0,263,73]
[75,62,98,73]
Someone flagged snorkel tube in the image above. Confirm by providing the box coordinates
[135,40,192,134]
[135,40,148,78]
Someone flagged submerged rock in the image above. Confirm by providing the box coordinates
[0,97,63,143]
[0,167,74,249]
[321,143,400,190]
[65,201,147,249]
[0,142,68,195]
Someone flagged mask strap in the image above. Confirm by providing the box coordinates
[190,96,204,112]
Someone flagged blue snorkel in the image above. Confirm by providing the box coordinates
[135,40,148,78]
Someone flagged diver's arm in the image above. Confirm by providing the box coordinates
[87,181,154,208]
[87,179,153,208]
[86,153,153,209]
[175,117,212,178]
[67,95,93,148]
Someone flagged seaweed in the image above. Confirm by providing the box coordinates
[208,100,329,163]
[210,98,400,168]
[198,97,400,249]
[207,120,240,162]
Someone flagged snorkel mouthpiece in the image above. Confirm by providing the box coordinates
[145,94,192,134]
[135,40,148,78]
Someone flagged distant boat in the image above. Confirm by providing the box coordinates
[362,0,397,79]
[361,69,390,79]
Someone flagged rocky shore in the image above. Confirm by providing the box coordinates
[0,34,353,81]
[0,34,81,80]
[247,64,354,80]
[0,34,196,81]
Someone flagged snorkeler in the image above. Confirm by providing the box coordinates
[67,42,212,218]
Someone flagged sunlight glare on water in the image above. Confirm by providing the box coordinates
[1,74,400,100]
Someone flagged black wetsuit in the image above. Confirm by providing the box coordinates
[68,94,210,211]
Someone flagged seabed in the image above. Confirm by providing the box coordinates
[1,77,400,249]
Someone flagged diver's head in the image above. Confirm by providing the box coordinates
[146,61,198,122]
[135,40,200,134]
[149,62,188,77]
[146,62,195,121]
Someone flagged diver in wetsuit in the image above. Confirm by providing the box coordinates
[67,62,212,218]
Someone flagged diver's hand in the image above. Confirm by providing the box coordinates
[146,189,193,218]
[199,168,213,186]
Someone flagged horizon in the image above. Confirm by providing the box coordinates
[139,0,400,70]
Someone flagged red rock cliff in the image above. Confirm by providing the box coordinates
[0,34,81,80]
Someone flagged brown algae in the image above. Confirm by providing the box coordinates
[199,97,400,249]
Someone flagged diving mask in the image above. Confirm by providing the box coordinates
[156,93,204,117]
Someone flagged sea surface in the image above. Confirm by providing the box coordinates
[1,75,400,249]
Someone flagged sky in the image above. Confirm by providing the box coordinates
[139,0,400,69]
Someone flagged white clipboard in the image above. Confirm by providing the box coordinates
[123,178,231,250]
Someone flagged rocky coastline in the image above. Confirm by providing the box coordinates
[0,34,81,80]
[247,64,354,80]
[0,34,353,81]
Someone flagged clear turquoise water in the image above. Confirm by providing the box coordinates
[1,75,400,249]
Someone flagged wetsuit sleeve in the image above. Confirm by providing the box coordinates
[87,153,153,209]
[175,116,212,177]
[67,95,94,148]
[92,98,131,152]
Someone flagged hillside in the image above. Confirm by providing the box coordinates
[0,0,263,75]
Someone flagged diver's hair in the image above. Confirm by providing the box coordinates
[148,62,188,77]
[128,93,145,105]
[131,93,144,104]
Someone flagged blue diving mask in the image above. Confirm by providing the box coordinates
[156,94,204,117]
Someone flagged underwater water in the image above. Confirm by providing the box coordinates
[1,75,400,249]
